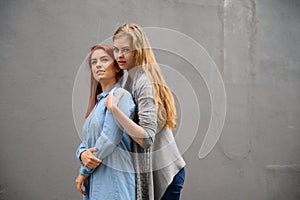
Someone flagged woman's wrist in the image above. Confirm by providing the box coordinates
[110,104,118,115]
[79,150,86,161]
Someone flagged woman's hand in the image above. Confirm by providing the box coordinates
[105,88,124,113]
[75,173,88,195]
[80,148,102,169]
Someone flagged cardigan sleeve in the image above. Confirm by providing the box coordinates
[134,75,158,149]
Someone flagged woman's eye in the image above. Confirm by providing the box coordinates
[91,61,97,65]
[123,48,130,53]
[113,48,119,53]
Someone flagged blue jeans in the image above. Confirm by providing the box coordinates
[161,168,185,200]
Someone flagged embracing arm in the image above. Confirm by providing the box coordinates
[92,88,135,159]
[106,81,157,149]
[108,96,144,146]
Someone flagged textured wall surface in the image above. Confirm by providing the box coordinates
[0,0,299,199]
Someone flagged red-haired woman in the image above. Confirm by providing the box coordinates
[75,45,136,200]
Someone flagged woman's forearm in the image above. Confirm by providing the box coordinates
[112,105,144,146]
[106,87,155,148]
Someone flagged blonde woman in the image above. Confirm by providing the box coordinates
[106,23,186,200]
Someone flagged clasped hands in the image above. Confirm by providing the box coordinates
[75,148,102,195]
[80,147,102,169]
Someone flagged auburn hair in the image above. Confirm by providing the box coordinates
[85,44,123,118]
[113,23,177,129]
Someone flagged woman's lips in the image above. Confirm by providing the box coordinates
[117,60,126,65]
[96,70,105,74]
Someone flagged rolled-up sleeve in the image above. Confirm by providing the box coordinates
[76,142,87,164]
[76,142,94,176]
[79,164,93,176]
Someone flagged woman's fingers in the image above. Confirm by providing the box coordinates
[75,174,87,195]
[86,149,102,163]
[86,161,99,169]
[110,87,116,96]
[83,177,88,187]
[81,149,102,169]
[105,88,125,113]
[111,88,124,104]
[105,88,116,112]
[115,91,125,102]
[105,93,112,112]
[76,182,85,195]
[89,147,98,153]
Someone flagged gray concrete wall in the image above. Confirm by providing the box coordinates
[0,0,299,199]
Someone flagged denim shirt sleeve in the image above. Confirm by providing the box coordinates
[76,142,94,176]
[79,164,93,176]
[83,89,135,174]
[78,88,135,176]
[76,142,87,164]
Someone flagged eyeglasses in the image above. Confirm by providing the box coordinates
[113,47,133,55]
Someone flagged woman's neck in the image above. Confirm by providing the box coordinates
[100,79,117,92]
[128,66,138,82]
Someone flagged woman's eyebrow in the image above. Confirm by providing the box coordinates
[91,56,109,60]
[113,46,130,49]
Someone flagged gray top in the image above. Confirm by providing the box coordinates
[121,68,186,200]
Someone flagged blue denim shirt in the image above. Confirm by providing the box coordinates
[76,83,136,200]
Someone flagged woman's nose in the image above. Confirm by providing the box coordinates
[116,51,124,58]
[96,62,102,68]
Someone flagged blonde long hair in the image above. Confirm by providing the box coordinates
[113,23,176,129]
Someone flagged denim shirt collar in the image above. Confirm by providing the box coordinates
[97,82,120,101]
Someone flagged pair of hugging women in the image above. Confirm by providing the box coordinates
[75,23,186,200]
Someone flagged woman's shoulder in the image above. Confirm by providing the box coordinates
[114,87,133,101]
[113,87,135,113]
[134,70,152,88]
[114,87,132,99]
